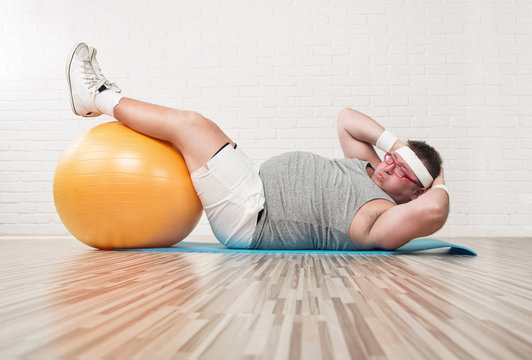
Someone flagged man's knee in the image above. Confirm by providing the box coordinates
[176,111,213,137]
[183,111,206,126]
[172,111,215,145]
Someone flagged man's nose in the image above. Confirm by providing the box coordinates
[383,162,394,174]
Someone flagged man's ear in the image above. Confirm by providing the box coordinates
[410,187,427,200]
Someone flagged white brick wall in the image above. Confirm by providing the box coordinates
[1,0,531,237]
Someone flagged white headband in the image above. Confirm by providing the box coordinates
[394,146,433,187]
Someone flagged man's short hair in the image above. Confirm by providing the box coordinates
[407,140,442,180]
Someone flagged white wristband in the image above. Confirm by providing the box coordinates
[432,184,449,197]
[376,129,398,153]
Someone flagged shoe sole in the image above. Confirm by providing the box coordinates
[65,42,87,116]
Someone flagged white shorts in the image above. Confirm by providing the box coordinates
[190,144,265,248]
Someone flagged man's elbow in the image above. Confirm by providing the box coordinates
[337,108,359,135]
[338,107,354,123]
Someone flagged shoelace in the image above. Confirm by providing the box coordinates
[81,59,121,94]
[81,60,107,93]
[92,61,121,93]
[88,48,121,93]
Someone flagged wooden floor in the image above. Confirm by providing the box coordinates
[0,236,530,359]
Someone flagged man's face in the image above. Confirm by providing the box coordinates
[371,152,423,204]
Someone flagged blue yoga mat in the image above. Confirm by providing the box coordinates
[117,238,477,256]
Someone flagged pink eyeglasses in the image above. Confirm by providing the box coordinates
[384,153,420,186]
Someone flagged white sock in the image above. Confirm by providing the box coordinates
[95,90,124,117]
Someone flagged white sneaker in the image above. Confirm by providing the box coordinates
[66,42,119,117]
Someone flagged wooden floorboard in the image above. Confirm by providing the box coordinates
[0,236,530,359]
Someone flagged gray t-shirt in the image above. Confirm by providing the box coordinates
[250,151,395,250]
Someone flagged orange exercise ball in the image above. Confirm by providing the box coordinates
[53,121,203,249]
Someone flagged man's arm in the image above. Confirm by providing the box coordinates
[336,107,404,163]
[365,171,449,250]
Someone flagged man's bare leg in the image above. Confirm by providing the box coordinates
[113,97,235,173]
[66,42,235,174]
